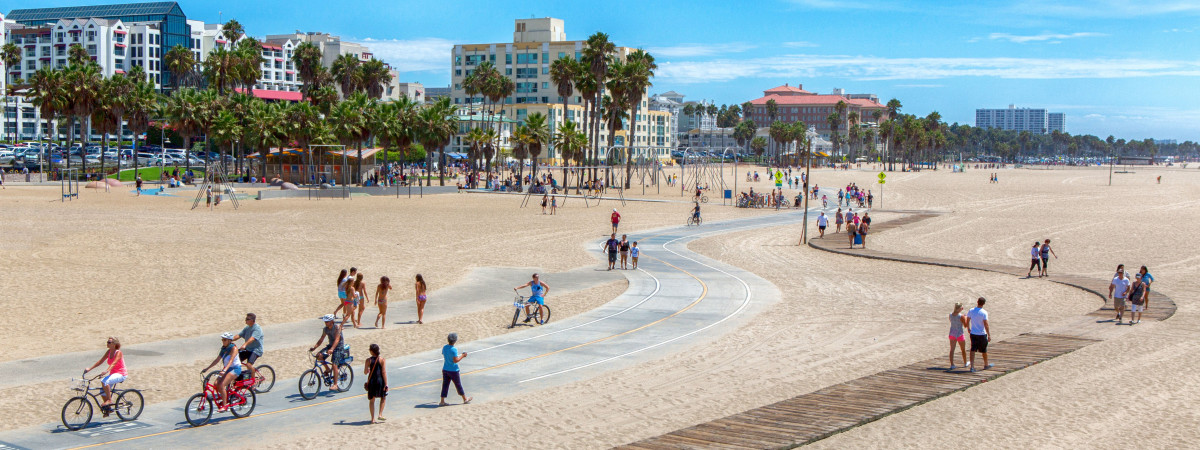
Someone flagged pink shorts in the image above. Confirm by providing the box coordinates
[949,334,965,342]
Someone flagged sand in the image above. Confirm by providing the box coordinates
[4,164,1198,447]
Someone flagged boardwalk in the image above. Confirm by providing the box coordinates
[621,211,1176,450]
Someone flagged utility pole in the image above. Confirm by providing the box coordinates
[800,132,813,245]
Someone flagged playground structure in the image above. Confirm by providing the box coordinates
[679,147,738,205]
[60,168,79,202]
[190,160,241,210]
[306,145,349,200]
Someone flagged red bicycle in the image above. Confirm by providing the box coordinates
[184,372,257,427]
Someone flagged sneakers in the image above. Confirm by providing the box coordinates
[523,317,532,323]
[970,367,977,373]
[985,363,994,370]
[948,364,957,371]
[965,361,971,367]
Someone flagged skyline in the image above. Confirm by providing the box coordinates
[8,0,1200,140]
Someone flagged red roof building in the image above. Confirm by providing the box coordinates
[745,83,888,138]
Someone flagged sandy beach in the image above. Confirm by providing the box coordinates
[2,164,1197,447]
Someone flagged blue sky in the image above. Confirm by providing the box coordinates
[15,0,1200,140]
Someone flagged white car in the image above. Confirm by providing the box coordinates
[0,150,13,165]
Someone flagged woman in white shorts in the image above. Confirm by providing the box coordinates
[84,337,127,416]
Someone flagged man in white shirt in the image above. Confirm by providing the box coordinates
[1109,265,1130,323]
[967,297,992,373]
[816,213,828,238]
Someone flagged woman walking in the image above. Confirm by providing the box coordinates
[541,193,548,214]
[847,220,858,249]
[858,219,869,248]
[337,268,357,325]
[83,337,127,416]
[352,273,367,328]
[835,208,844,233]
[947,304,969,370]
[364,344,388,423]
[1027,242,1041,277]
[414,274,428,324]
[440,333,471,406]
[619,235,631,270]
[374,277,392,329]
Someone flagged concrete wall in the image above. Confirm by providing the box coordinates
[255,185,459,200]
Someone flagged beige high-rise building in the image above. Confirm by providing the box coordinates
[450,18,673,162]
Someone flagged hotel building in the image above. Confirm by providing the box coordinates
[744,84,888,141]
[450,18,673,161]
[975,105,1065,134]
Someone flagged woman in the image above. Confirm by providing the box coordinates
[364,344,388,424]
[541,193,548,214]
[1139,266,1155,296]
[619,235,631,270]
[374,276,392,329]
[200,333,242,412]
[83,337,127,416]
[1027,242,1041,277]
[353,273,367,328]
[440,333,471,406]
[334,269,348,319]
[847,220,858,249]
[415,274,428,325]
[835,208,844,233]
[550,195,557,215]
[947,304,969,370]
[857,219,869,248]
[338,268,357,325]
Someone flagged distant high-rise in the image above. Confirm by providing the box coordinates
[976,105,1065,134]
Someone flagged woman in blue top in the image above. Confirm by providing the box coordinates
[514,274,550,324]
[200,332,243,411]
[439,333,471,406]
[1139,266,1155,295]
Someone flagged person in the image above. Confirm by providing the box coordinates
[550,195,557,215]
[862,213,872,227]
[440,333,471,406]
[374,276,392,328]
[611,209,621,233]
[603,233,620,270]
[205,185,213,209]
[695,186,702,202]
[1109,264,1131,323]
[835,208,844,233]
[847,218,858,249]
[817,212,828,238]
[947,303,970,371]
[867,191,873,208]
[619,235,631,270]
[1139,265,1155,298]
[200,333,242,411]
[335,268,357,323]
[1027,242,1041,277]
[541,193,548,214]
[414,274,427,325]
[233,313,264,384]
[966,297,993,372]
[692,202,701,223]
[1039,239,1057,277]
[858,218,869,248]
[364,344,388,423]
[630,241,640,269]
[83,337,126,416]
[1157,175,1161,184]
[310,314,345,391]
[1127,273,1148,325]
[821,194,828,209]
[135,175,143,196]
[514,273,549,324]
[353,273,367,328]
[837,189,844,206]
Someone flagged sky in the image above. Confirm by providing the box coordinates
[13,0,1200,140]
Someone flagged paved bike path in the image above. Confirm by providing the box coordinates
[0,208,825,449]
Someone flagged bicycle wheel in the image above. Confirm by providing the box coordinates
[335,363,354,392]
[61,396,92,431]
[229,388,256,418]
[298,369,321,400]
[701,195,709,203]
[538,305,552,325]
[511,308,521,328]
[115,389,144,421]
[253,365,275,393]
[183,393,212,427]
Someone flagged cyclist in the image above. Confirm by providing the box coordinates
[514,273,550,324]
[309,314,345,390]
[692,202,701,223]
[694,186,702,202]
[200,332,242,411]
[233,313,263,384]
[83,337,126,417]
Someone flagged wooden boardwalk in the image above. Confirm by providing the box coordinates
[619,211,1175,450]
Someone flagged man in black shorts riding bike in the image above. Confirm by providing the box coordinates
[309,314,345,390]
[233,313,263,382]
[692,202,701,223]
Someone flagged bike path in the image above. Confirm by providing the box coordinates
[0,209,825,449]
[0,266,623,390]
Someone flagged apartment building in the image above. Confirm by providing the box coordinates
[450,18,673,162]
[744,83,888,141]
[1048,112,1065,133]
[975,105,1065,134]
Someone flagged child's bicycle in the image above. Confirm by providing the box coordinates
[297,349,354,400]
[204,360,276,393]
[183,372,256,427]
[510,295,552,328]
[61,372,144,431]
[687,214,702,226]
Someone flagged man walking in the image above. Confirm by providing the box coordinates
[1109,265,1130,324]
[967,297,993,373]
[817,212,828,238]
[603,233,620,270]
[610,209,621,233]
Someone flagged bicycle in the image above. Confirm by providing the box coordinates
[184,372,257,427]
[695,195,708,204]
[510,295,551,328]
[297,349,354,400]
[61,373,144,431]
[687,214,703,226]
[204,360,275,393]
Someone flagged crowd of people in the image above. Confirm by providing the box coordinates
[1109,264,1154,325]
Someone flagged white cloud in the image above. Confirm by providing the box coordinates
[351,37,454,73]
[986,32,1106,43]
[645,43,756,58]
[657,54,1200,83]
[1009,0,1200,17]
[782,41,820,48]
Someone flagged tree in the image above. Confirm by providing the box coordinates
[64,62,102,173]
[165,44,195,91]
[203,48,235,95]
[885,98,902,170]
[163,88,205,172]
[418,98,457,186]
[28,69,66,155]
[769,120,789,163]
[549,56,579,136]
[68,44,90,67]
[581,32,614,177]
[2,43,21,144]
[554,120,588,189]
[93,74,134,178]
[523,112,550,188]
[124,79,158,178]
[233,38,264,94]
[750,136,767,158]
[330,53,362,97]
[359,58,392,99]
[511,124,529,190]
[621,49,656,188]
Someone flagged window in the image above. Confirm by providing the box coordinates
[454,55,461,65]
[505,68,512,75]
[515,68,537,79]
[489,54,495,62]
[26,48,35,58]
[558,52,565,59]
[465,54,484,66]
[27,61,36,70]
[87,45,97,55]
[542,82,549,89]
[505,53,511,64]
[56,32,65,41]
[516,82,537,93]
[455,69,461,76]
[516,53,537,64]
[542,66,549,74]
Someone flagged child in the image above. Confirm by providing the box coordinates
[550,195,557,215]
[948,303,969,370]
[630,242,640,269]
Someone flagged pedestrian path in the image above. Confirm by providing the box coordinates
[621,211,1176,449]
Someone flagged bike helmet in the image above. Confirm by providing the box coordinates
[220,332,236,340]
[320,314,337,322]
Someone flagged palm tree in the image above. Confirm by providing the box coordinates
[601,93,629,167]
[765,99,778,157]
[555,120,588,189]
[294,42,323,88]
[359,58,392,99]
[549,56,578,147]
[511,125,530,190]
[233,38,263,94]
[203,48,235,95]
[165,44,196,91]
[621,49,656,187]
[733,120,756,156]
[68,44,90,66]
[2,43,21,144]
[28,69,66,161]
[94,74,134,178]
[523,112,549,189]
[163,88,204,172]
[246,101,281,177]
[279,101,320,177]
[581,32,614,177]
[418,98,457,186]
[769,121,788,165]
[885,98,902,170]
[209,109,242,175]
[124,80,157,178]
[741,101,753,121]
[750,136,767,158]
[64,62,102,174]
[330,53,362,98]
[220,19,243,45]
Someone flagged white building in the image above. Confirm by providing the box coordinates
[976,105,1065,135]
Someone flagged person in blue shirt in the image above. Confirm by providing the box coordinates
[514,274,550,324]
[439,333,471,406]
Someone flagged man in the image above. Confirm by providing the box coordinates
[692,202,701,224]
[603,234,620,270]
[1039,239,1057,277]
[234,313,264,382]
[611,209,621,233]
[135,174,143,196]
[309,314,345,390]
[816,212,828,238]
[1109,265,1130,324]
[967,297,993,372]
[514,274,549,323]
[1127,273,1148,325]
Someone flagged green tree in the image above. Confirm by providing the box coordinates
[750,136,767,158]
[124,79,158,177]
[621,49,656,187]
[418,98,458,186]
[330,53,362,97]
[522,112,550,188]
[164,44,195,91]
[2,43,21,144]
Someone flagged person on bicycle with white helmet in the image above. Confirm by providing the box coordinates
[514,274,549,324]
[309,314,345,390]
[200,332,242,411]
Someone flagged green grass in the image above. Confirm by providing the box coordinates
[112,167,206,182]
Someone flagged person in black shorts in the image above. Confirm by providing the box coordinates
[966,297,993,372]
[603,233,620,270]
